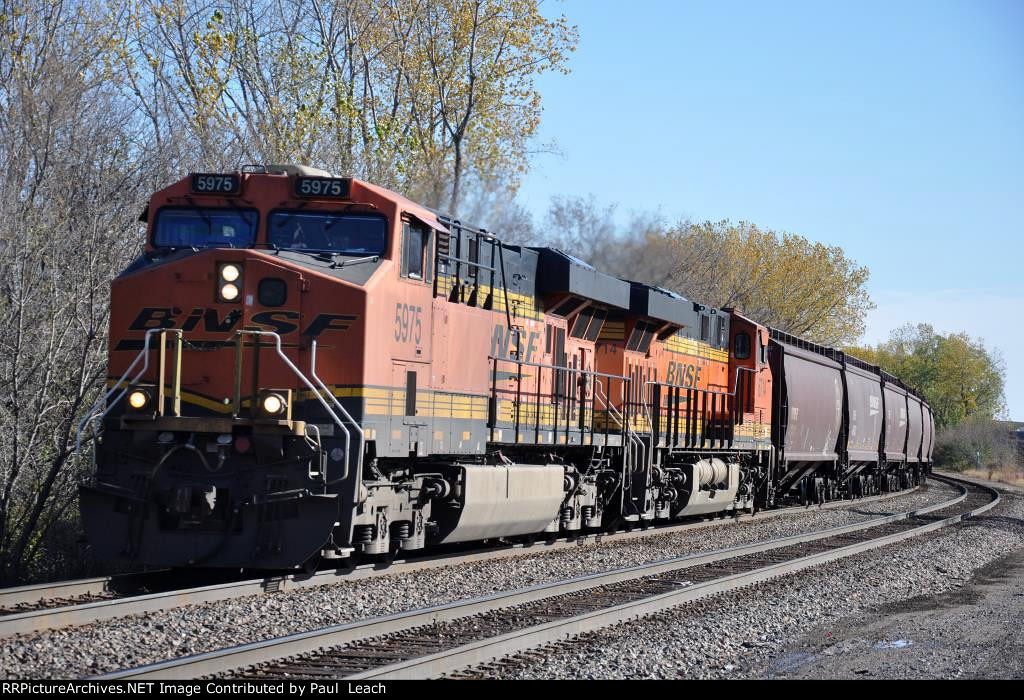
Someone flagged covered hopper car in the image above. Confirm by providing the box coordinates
[78,165,933,570]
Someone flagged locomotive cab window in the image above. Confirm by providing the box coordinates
[402,222,432,282]
[734,331,751,359]
[154,207,258,248]
[268,211,386,255]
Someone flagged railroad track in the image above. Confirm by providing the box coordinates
[0,483,927,640]
[89,475,996,681]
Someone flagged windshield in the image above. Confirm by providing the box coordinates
[154,207,258,248]
[269,211,387,255]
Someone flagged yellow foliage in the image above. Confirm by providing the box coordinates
[654,220,874,346]
[103,0,576,207]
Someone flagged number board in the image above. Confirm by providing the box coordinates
[190,173,241,195]
[295,177,351,199]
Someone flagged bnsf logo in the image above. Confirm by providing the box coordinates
[665,361,704,388]
[126,307,356,337]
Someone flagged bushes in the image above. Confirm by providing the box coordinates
[935,418,1018,476]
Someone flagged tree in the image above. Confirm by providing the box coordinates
[114,0,577,209]
[543,207,874,347]
[0,0,576,584]
[846,323,1006,429]
[415,0,576,211]
[0,0,173,583]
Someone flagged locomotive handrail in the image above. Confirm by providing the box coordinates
[233,330,351,482]
[594,377,642,465]
[309,338,364,483]
[74,328,168,464]
[433,214,516,338]
[487,355,634,451]
[638,393,655,473]
[435,251,498,273]
[305,423,324,482]
[594,377,648,520]
[640,365,765,449]
[485,356,631,382]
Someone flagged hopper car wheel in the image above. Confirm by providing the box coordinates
[300,553,321,575]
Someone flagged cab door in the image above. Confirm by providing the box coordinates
[389,218,436,456]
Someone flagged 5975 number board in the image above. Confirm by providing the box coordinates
[190,173,241,195]
[295,176,351,199]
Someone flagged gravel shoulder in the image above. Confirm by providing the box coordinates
[470,481,1024,680]
[0,483,955,679]
[754,547,1024,679]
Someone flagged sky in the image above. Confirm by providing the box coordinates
[517,0,1024,420]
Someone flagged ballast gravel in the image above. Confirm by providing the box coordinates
[469,490,1024,679]
[0,482,959,678]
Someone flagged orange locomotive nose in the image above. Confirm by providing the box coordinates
[108,248,368,415]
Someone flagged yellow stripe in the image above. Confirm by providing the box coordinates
[664,335,729,361]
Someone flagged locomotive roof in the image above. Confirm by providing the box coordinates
[346,178,451,233]
[627,280,696,327]
[529,247,632,309]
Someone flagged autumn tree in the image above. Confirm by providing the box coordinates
[847,323,1006,429]
[414,0,575,211]
[114,0,577,209]
[0,0,171,584]
[543,207,874,347]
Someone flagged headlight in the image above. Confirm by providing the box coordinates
[220,264,241,282]
[261,393,286,416]
[128,389,150,410]
[217,263,243,303]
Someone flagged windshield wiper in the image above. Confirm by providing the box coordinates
[276,247,337,264]
[274,248,380,269]
[330,254,380,269]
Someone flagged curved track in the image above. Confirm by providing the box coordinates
[0,484,926,639]
[88,475,996,680]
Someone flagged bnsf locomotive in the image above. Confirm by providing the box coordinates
[78,165,934,570]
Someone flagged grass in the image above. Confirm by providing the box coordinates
[961,467,1024,488]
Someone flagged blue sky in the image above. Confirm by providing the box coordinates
[517,0,1024,420]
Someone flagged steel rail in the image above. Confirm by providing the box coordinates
[91,476,986,680]
[414,479,1000,682]
[0,483,927,638]
[0,571,172,610]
